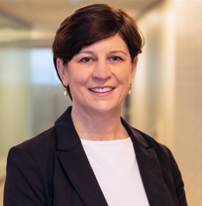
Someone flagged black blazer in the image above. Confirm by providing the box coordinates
[4,107,187,206]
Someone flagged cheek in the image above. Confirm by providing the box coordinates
[69,70,91,87]
[116,65,132,84]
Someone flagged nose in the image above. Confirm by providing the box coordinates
[92,59,112,80]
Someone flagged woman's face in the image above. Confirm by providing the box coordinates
[57,33,137,115]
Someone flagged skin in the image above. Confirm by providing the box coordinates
[57,33,138,141]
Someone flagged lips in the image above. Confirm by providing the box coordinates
[89,87,114,93]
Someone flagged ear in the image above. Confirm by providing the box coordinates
[56,58,69,86]
[130,56,138,85]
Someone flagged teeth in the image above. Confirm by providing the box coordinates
[90,87,113,93]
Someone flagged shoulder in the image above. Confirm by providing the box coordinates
[132,128,187,205]
[5,127,57,205]
[7,126,58,185]
[7,126,58,174]
[122,118,174,165]
[138,129,170,151]
[11,126,57,154]
[131,127,175,168]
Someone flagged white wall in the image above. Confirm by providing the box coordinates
[131,1,202,205]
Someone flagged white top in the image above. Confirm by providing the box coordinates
[81,137,150,206]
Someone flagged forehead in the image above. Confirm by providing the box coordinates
[79,34,129,54]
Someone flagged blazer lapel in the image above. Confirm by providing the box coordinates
[122,119,169,206]
[55,107,108,206]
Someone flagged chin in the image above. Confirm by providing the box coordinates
[89,102,121,114]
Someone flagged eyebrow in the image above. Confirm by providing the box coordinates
[109,51,128,56]
[79,50,128,56]
[79,51,94,54]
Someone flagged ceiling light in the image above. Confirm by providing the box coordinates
[68,0,82,5]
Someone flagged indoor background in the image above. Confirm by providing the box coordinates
[0,0,202,205]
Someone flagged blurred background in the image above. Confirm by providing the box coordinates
[0,0,201,205]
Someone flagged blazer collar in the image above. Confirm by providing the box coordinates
[55,106,80,151]
[55,107,168,206]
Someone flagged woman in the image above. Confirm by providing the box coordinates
[4,4,187,206]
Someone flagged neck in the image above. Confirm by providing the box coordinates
[71,106,129,141]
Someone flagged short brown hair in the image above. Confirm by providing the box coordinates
[52,4,144,99]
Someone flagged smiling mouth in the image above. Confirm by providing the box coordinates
[89,87,114,93]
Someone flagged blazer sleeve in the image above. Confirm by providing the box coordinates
[167,148,187,206]
[4,146,47,206]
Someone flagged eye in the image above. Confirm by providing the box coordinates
[110,56,123,61]
[80,57,92,62]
